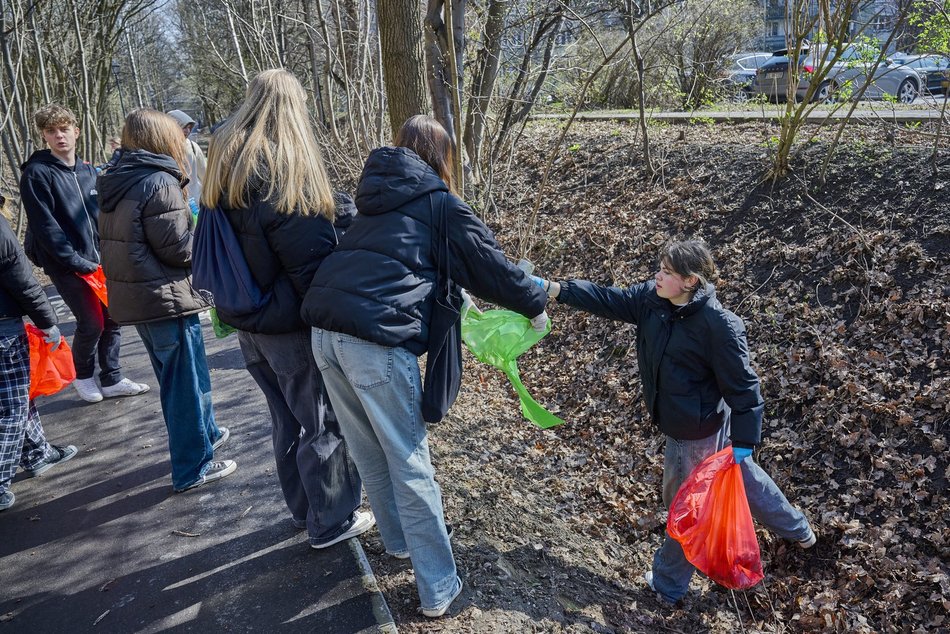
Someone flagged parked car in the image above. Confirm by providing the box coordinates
[749,44,922,104]
[722,52,773,100]
[890,53,950,95]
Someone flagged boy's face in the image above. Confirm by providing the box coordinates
[655,258,698,304]
[42,124,80,160]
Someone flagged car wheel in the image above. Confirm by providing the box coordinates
[897,79,918,104]
[812,82,834,103]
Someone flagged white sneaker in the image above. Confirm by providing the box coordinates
[211,427,230,451]
[174,460,237,493]
[310,510,376,549]
[73,377,103,403]
[101,378,150,398]
[798,528,817,549]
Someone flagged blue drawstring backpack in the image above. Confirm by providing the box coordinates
[192,205,271,315]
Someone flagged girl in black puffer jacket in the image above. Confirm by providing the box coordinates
[303,115,548,618]
[533,240,816,604]
[98,109,235,493]
[199,69,367,547]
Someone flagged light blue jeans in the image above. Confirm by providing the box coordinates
[652,424,813,603]
[311,328,458,611]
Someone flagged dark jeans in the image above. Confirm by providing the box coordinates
[48,270,122,387]
[238,329,361,544]
[136,315,219,490]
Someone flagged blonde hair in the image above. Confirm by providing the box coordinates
[120,109,190,192]
[34,104,78,131]
[202,69,334,217]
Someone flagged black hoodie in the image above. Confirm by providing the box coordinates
[96,150,209,325]
[301,146,546,355]
[19,149,100,275]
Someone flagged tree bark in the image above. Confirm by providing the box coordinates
[377,0,429,136]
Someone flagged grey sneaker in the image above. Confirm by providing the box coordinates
[420,576,463,618]
[211,427,230,451]
[73,377,103,403]
[23,445,78,478]
[310,510,376,549]
[0,490,14,511]
[101,378,150,398]
[174,460,237,493]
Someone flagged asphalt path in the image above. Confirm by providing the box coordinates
[0,293,394,633]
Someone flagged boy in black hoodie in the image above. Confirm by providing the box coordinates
[19,104,148,403]
[0,196,77,511]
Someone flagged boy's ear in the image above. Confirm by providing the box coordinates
[685,275,700,291]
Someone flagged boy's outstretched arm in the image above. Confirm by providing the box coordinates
[532,276,644,325]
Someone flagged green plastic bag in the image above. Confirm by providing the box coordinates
[461,308,564,429]
[211,308,237,338]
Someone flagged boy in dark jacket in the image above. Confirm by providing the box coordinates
[0,197,77,511]
[533,240,815,604]
[19,104,148,403]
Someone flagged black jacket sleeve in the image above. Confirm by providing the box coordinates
[263,206,337,298]
[557,280,647,325]
[442,195,547,319]
[706,311,764,446]
[0,216,56,329]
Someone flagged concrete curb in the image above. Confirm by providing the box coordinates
[350,540,398,633]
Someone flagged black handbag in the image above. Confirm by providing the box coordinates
[420,195,463,424]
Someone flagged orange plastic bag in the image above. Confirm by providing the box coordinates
[78,266,108,306]
[667,447,764,589]
[26,324,76,399]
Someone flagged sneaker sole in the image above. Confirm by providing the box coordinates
[212,428,230,451]
[174,461,237,492]
[310,513,376,549]
[22,447,78,478]
[101,385,150,398]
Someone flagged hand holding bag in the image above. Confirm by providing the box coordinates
[420,194,463,424]
[26,324,76,399]
[667,446,764,589]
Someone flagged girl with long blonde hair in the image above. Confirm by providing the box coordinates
[198,70,370,546]
[97,108,236,493]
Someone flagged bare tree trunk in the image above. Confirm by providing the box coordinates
[377,0,429,135]
[302,0,328,126]
[29,9,50,104]
[225,3,249,84]
[463,0,507,178]
[631,31,653,175]
[126,31,144,108]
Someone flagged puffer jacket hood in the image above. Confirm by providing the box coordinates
[98,150,184,213]
[302,146,547,354]
[355,146,447,216]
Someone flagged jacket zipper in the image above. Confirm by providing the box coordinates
[72,171,100,261]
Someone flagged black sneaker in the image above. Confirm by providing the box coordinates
[23,445,78,478]
[174,460,237,493]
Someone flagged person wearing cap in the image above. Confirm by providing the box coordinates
[0,194,78,511]
[166,110,207,203]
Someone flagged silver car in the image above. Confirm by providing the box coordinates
[750,45,922,103]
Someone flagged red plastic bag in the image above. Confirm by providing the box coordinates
[78,266,108,306]
[667,447,764,589]
[26,324,76,399]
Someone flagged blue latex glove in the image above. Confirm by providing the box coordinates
[530,275,547,289]
[732,446,753,463]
